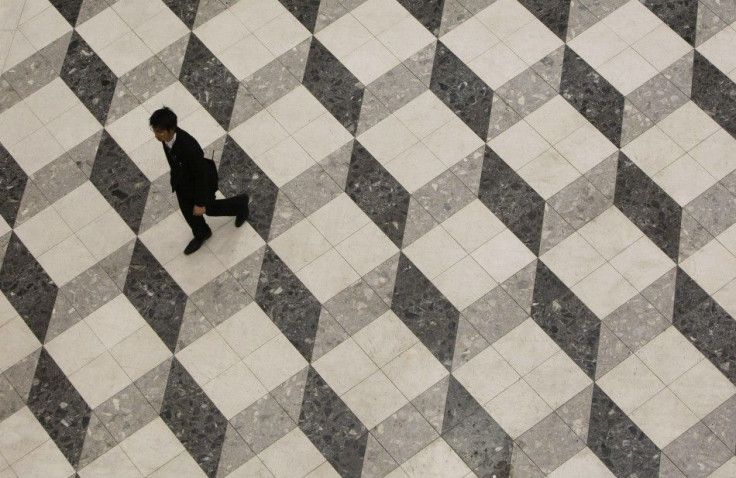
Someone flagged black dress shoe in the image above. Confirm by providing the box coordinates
[235,197,249,228]
[184,230,212,255]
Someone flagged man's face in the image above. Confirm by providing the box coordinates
[151,126,175,143]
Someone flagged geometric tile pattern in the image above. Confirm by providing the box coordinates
[1,0,736,476]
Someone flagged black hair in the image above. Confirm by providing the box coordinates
[149,106,177,131]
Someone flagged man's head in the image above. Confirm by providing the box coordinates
[149,106,177,142]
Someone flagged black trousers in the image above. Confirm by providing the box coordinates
[176,190,248,239]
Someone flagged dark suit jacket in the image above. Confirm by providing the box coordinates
[163,128,218,206]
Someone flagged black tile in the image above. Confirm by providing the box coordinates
[303,39,364,134]
[561,46,625,146]
[299,367,368,478]
[255,247,322,362]
[397,0,445,36]
[0,143,27,227]
[163,0,201,29]
[518,0,573,40]
[27,349,91,468]
[161,359,228,478]
[345,142,411,248]
[673,268,736,384]
[531,261,600,378]
[441,376,483,434]
[692,51,736,139]
[180,35,239,129]
[218,135,279,241]
[0,233,58,343]
[60,32,117,124]
[430,42,494,140]
[90,131,150,234]
[614,152,681,262]
[588,385,661,477]
[642,0,698,46]
[391,254,460,370]
[48,0,84,26]
[479,146,546,255]
[279,0,321,32]
[123,240,188,352]
[443,409,513,477]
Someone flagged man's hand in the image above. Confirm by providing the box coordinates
[193,205,206,216]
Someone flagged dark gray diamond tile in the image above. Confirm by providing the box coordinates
[531,261,600,378]
[673,268,736,383]
[588,385,661,477]
[256,247,322,361]
[180,35,239,129]
[90,131,150,234]
[162,0,200,29]
[430,42,493,140]
[161,358,228,478]
[60,31,117,124]
[49,0,84,26]
[123,240,188,353]
[345,142,411,247]
[27,349,91,468]
[398,0,444,35]
[299,366,369,477]
[560,46,625,146]
[279,0,321,32]
[391,254,460,370]
[518,0,573,40]
[443,409,513,477]
[0,233,58,343]
[614,152,682,262]
[479,146,546,255]
[303,39,364,134]
[642,0,699,46]
[692,51,736,139]
[441,376,483,434]
[0,143,27,227]
[218,136,279,242]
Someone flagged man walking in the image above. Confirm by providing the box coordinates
[150,106,249,255]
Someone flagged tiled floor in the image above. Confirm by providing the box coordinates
[1,0,736,476]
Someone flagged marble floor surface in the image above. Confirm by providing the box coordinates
[1,0,736,476]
